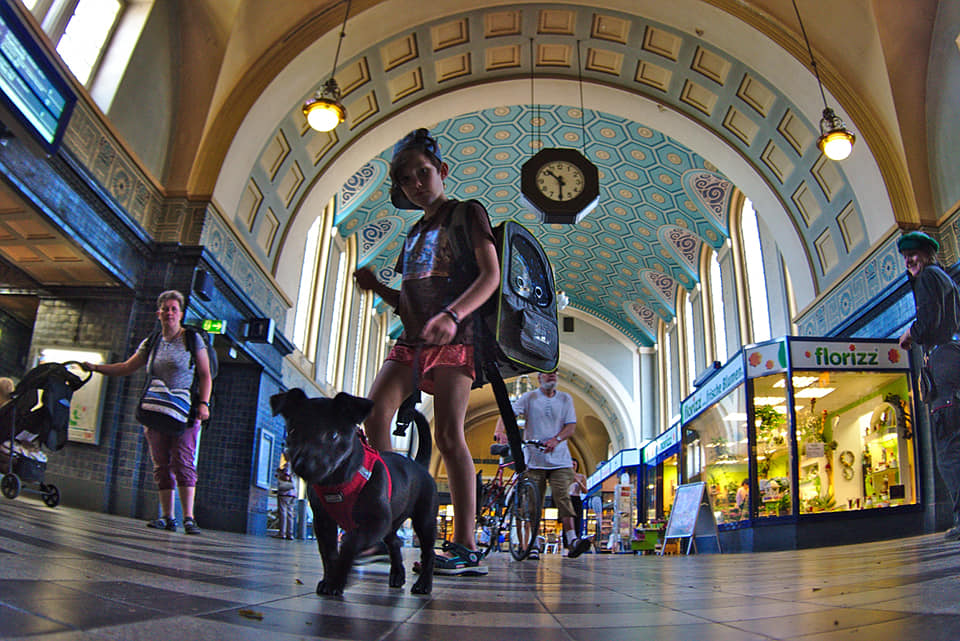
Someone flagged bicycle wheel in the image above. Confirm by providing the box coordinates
[476,481,503,558]
[507,476,541,561]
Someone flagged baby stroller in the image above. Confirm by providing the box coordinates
[0,361,91,507]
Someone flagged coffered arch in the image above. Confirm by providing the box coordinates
[215,1,898,355]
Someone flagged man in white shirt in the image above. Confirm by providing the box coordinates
[494,372,592,558]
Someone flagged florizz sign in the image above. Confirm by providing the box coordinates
[789,340,908,371]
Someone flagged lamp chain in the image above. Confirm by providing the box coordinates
[576,40,586,154]
[791,0,828,109]
[329,0,351,79]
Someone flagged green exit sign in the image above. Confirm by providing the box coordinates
[201,319,227,334]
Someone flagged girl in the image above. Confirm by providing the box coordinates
[354,129,499,574]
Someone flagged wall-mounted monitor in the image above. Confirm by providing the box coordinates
[0,0,76,155]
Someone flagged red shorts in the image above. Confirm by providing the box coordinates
[386,344,475,394]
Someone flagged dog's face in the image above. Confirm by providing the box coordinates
[270,389,374,483]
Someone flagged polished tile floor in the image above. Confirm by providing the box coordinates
[2,497,960,641]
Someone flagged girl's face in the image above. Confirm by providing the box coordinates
[394,151,447,209]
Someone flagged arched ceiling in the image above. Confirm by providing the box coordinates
[215,1,897,350]
[335,107,731,346]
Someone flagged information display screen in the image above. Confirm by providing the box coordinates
[0,0,76,154]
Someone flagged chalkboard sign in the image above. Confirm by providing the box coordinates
[660,482,721,555]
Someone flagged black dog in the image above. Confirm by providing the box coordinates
[270,389,437,595]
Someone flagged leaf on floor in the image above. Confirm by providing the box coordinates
[238,608,264,620]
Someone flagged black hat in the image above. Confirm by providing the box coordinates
[897,231,939,254]
[390,129,442,210]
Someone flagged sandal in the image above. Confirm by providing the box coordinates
[183,517,201,535]
[147,517,178,531]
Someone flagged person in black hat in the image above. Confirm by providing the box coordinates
[897,230,960,541]
[353,128,500,574]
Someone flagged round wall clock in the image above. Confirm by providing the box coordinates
[520,148,600,224]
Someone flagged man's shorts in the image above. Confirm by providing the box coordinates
[526,467,577,520]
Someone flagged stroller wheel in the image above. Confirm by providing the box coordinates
[42,484,60,507]
[1,473,20,499]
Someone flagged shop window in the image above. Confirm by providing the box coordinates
[752,374,794,518]
[683,385,749,526]
[791,370,916,514]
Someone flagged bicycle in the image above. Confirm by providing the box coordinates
[476,440,544,561]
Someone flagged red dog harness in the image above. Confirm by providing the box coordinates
[312,441,392,531]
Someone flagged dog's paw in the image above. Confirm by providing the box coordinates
[411,575,432,595]
[388,564,405,589]
[316,580,345,597]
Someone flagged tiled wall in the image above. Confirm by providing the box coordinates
[0,309,31,379]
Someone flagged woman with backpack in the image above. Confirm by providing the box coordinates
[85,290,212,535]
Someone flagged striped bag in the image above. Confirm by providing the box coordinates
[136,378,192,433]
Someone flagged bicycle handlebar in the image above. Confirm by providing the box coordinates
[490,440,545,457]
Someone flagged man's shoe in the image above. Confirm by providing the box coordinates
[945,525,960,541]
[183,518,201,535]
[415,541,488,576]
[567,537,592,558]
[147,517,178,532]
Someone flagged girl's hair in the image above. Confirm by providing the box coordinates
[156,290,185,310]
[389,128,442,183]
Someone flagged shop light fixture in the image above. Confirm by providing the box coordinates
[774,376,820,389]
[723,412,748,422]
[792,0,856,160]
[795,387,835,399]
[302,0,352,132]
[754,397,786,406]
[544,507,559,520]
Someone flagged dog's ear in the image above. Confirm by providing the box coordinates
[333,392,375,424]
[270,388,307,416]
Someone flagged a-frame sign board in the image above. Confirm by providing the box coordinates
[659,482,721,555]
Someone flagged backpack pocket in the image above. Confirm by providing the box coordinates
[519,308,558,359]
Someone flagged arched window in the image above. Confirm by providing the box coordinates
[683,291,696,392]
[709,251,728,363]
[26,0,123,85]
[322,233,350,387]
[292,198,335,360]
[292,217,321,353]
[740,198,771,343]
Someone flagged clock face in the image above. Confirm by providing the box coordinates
[535,160,585,202]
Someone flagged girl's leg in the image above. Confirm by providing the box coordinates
[431,367,476,550]
[364,360,415,452]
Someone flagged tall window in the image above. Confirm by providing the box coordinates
[28,0,123,85]
[741,198,771,343]
[292,199,335,361]
[710,252,728,363]
[683,292,696,391]
[293,218,321,352]
[323,240,348,386]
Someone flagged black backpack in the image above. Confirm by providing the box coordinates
[143,325,218,417]
[447,200,560,384]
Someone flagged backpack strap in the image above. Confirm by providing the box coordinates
[143,330,162,377]
[446,199,497,387]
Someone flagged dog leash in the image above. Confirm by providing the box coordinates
[393,344,424,437]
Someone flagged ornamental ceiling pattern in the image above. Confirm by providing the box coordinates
[237,3,869,347]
